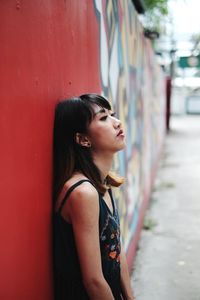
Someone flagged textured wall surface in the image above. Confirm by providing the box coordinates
[0,1,100,299]
[94,0,166,262]
[0,0,165,299]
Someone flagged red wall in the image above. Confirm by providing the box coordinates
[0,1,100,299]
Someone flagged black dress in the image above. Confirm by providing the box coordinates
[53,179,122,300]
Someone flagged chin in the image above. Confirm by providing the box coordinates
[116,143,126,152]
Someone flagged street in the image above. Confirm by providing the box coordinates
[131,114,200,300]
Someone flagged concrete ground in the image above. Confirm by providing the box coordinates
[131,114,200,300]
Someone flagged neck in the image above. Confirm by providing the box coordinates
[92,152,113,182]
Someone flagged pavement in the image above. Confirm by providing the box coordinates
[131,114,200,300]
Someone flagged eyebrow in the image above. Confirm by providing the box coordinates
[94,108,106,116]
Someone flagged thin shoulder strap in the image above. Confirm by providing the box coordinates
[58,179,93,213]
[108,188,115,210]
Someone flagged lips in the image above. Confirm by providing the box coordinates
[117,129,124,137]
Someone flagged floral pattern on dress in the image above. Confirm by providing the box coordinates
[99,199,121,265]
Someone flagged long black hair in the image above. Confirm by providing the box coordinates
[53,93,123,202]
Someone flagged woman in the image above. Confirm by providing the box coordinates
[53,94,135,300]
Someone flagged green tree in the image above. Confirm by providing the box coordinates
[143,0,169,14]
[142,0,169,34]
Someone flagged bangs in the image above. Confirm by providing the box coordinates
[80,94,111,117]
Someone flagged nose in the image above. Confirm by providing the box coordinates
[113,116,121,129]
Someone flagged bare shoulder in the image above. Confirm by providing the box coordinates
[67,181,100,226]
[56,174,97,209]
[69,180,99,208]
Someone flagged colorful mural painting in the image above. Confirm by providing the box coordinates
[94,0,166,254]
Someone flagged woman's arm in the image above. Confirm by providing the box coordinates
[120,248,136,300]
[67,182,115,300]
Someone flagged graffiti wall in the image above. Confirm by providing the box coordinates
[93,0,166,258]
[0,0,165,299]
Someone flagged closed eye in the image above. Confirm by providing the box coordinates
[99,115,108,121]
[100,112,117,120]
[99,110,117,121]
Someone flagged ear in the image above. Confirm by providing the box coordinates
[75,133,91,147]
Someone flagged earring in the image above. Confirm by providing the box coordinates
[81,141,91,147]
[86,142,91,147]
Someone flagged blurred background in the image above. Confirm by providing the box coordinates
[140,0,200,116]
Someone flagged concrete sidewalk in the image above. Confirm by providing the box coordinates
[131,115,200,300]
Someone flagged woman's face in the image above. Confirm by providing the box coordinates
[86,104,126,155]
